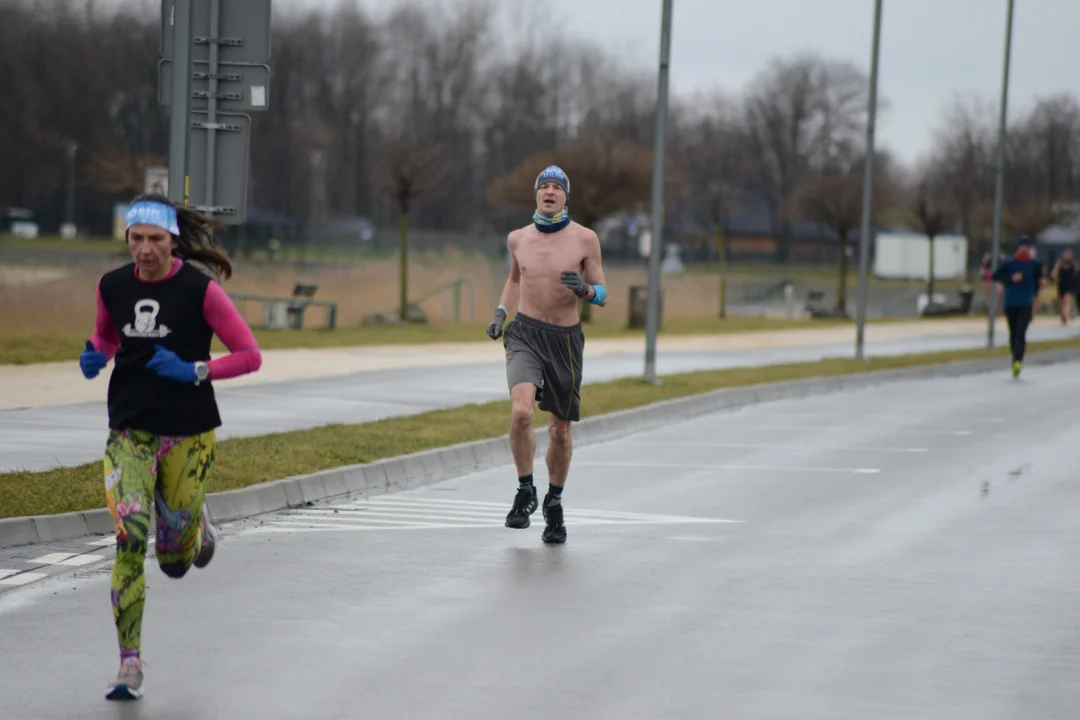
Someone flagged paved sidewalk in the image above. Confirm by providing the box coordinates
[0,317,1050,411]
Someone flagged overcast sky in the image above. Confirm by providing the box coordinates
[284,0,1079,166]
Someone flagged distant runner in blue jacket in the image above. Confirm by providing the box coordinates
[991,235,1045,377]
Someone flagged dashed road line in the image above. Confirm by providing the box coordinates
[239,497,741,535]
[0,570,50,586]
[0,542,120,593]
[29,552,108,567]
[573,461,882,474]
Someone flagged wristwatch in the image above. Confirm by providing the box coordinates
[194,361,210,386]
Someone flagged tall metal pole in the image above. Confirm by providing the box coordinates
[167,0,192,205]
[644,0,673,384]
[987,0,1015,349]
[66,141,78,228]
[854,0,883,361]
[206,0,220,213]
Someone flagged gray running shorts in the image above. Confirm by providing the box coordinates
[503,312,585,422]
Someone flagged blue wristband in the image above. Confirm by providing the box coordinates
[588,284,607,305]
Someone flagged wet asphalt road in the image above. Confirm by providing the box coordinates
[1,362,1078,718]
[1,322,1075,472]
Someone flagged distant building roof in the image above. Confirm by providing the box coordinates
[724,188,856,242]
[241,206,302,229]
[1038,203,1080,245]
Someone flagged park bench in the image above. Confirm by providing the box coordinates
[804,289,828,316]
[227,283,338,330]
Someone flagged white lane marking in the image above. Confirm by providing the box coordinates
[347,497,728,522]
[339,498,700,521]
[340,497,507,509]
[667,536,723,542]
[573,461,881,474]
[676,423,972,436]
[28,552,106,567]
[299,506,506,521]
[271,512,725,527]
[0,572,50,586]
[240,497,741,535]
[749,411,1007,423]
[241,517,739,535]
[265,513,452,528]
[628,442,929,453]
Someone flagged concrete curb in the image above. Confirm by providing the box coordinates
[2,346,1078,550]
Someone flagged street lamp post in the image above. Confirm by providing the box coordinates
[66,141,78,229]
[643,0,674,384]
[854,0,884,361]
[987,0,1016,349]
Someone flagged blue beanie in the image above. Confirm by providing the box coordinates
[1017,235,1034,247]
[534,165,569,198]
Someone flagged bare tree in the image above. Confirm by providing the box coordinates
[673,95,749,317]
[925,95,996,277]
[83,150,169,196]
[479,43,566,183]
[1003,198,1068,240]
[574,63,658,148]
[320,2,386,218]
[376,131,452,322]
[1007,94,1080,204]
[790,154,893,315]
[744,52,872,263]
[907,164,952,299]
[379,1,493,230]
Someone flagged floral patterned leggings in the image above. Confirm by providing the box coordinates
[104,427,216,662]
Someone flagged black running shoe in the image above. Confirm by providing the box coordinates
[505,484,538,529]
[541,494,566,544]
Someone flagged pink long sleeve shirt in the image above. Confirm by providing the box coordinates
[90,258,262,380]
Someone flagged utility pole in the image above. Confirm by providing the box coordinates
[854,0,883,360]
[987,0,1016,349]
[66,141,78,230]
[643,0,674,384]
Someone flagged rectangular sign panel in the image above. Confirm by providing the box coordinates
[159,59,270,112]
[186,111,252,225]
[160,0,271,65]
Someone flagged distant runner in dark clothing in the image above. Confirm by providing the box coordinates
[1051,249,1078,324]
[991,235,1045,378]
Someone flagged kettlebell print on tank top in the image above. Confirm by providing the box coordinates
[123,299,172,339]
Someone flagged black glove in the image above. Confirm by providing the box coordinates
[486,306,508,340]
[560,270,591,298]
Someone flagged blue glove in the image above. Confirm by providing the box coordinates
[146,344,196,384]
[79,340,107,379]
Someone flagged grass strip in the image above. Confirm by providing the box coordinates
[0,235,121,253]
[3,335,1077,520]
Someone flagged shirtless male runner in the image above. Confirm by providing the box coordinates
[485,165,608,544]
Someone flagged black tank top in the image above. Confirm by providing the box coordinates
[1058,260,1076,288]
[98,261,221,436]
